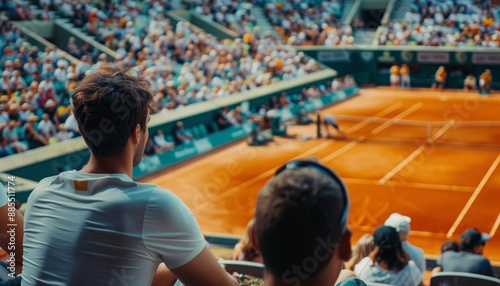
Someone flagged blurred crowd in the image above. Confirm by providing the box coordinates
[188,0,257,36]
[379,0,499,47]
[262,0,355,46]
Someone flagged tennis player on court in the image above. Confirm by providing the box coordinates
[316,112,346,138]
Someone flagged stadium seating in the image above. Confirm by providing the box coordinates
[430,272,500,286]
[262,0,355,46]
[378,0,499,47]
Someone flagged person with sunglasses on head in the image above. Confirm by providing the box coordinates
[434,228,495,277]
[252,159,366,286]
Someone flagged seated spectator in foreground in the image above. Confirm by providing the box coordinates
[21,67,238,285]
[153,129,174,152]
[435,228,495,277]
[253,159,365,286]
[384,213,426,273]
[232,219,263,263]
[431,240,460,275]
[355,225,423,286]
[174,121,194,145]
[345,234,375,271]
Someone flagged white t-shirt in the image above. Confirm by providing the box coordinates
[22,171,206,286]
[0,184,7,207]
[355,257,422,286]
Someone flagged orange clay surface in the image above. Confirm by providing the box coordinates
[142,87,500,263]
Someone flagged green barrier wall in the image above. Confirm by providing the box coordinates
[299,46,500,89]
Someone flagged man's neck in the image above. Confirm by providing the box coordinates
[81,154,133,178]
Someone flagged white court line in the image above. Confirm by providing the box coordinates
[447,153,500,238]
[344,177,474,192]
[344,102,403,134]
[489,213,500,238]
[378,120,455,184]
[370,102,423,134]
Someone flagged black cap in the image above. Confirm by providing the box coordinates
[460,228,491,250]
[373,225,400,249]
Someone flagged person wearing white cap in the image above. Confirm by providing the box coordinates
[435,228,494,277]
[384,213,426,273]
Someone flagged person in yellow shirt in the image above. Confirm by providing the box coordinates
[400,64,411,88]
[390,65,400,87]
[432,66,447,90]
[479,69,492,94]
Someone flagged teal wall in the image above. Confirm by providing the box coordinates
[300,47,500,89]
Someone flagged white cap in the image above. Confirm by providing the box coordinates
[384,213,411,232]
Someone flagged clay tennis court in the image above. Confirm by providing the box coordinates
[141,87,500,263]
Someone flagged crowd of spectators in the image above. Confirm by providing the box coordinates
[1,0,45,21]
[188,0,257,36]
[0,16,81,157]
[263,0,355,46]
[0,0,325,158]
[378,0,500,47]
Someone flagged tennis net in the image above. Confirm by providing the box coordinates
[334,115,500,150]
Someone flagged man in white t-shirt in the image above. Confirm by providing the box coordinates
[384,213,426,273]
[22,67,238,286]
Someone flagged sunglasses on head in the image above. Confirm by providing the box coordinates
[275,160,350,243]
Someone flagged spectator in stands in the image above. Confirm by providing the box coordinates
[435,228,495,277]
[440,240,460,253]
[21,66,238,286]
[55,124,72,142]
[24,114,48,149]
[232,219,263,263]
[355,225,423,286]
[174,121,194,145]
[143,138,160,156]
[37,113,55,141]
[384,213,426,273]
[2,120,27,154]
[431,240,460,275]
[214,106,233,130]
[253,159,360,286]
[345,234,375,271]
[464,74,477,91]
[153,129,174,153]
[344,75,356,88]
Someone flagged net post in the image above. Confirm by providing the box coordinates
[426,123,432,144]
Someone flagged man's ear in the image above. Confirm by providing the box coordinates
[132,124,141,144]
[337,229,352,261]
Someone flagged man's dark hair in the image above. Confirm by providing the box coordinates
[72,66,154,157]
[254,167,345,281]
